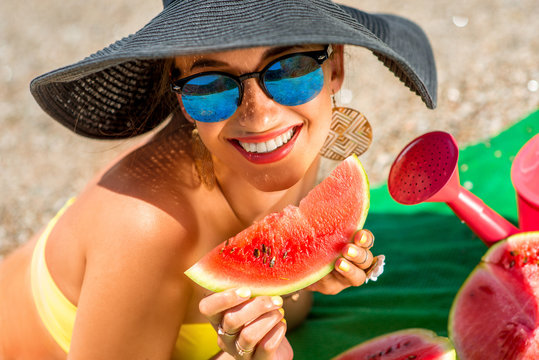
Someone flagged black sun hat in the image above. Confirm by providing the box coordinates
[30,0,437,140]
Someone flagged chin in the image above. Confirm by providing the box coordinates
[251,152,321,192]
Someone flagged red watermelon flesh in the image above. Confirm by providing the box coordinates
[449,231,539,360]
[331,329,455,360]
[185,155,370,296]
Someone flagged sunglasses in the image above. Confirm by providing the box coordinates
[170,46,330,123]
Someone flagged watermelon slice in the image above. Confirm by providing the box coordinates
[449,231,539,360]
[185,155,370,296]
[331,329,456,360]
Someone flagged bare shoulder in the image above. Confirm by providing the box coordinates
[72,129,205,271]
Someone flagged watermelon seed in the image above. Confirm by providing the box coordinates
[510,260,515,268]
[267,247,272,256]
[523,256,528,264]
[230,247,236,254]
[254,248,260,258]
[262,244,267,254]
[407,356,417,359]
[225,239,230,247]
[283,250,288,260]
[269,256,276,268]
[263,255,267,264]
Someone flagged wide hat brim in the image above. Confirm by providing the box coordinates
[30,0,437,139]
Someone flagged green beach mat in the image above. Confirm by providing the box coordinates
[288,110,539,359]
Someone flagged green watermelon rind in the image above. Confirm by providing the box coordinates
[185,261,336,296]
[331,328,456,360]
[184,155,370,296]
[448,231,539,359]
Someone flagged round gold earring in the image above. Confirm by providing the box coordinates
[320,96,373,161]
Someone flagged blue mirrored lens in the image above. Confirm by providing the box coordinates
[264,55,324,106]
[181,74,239,122]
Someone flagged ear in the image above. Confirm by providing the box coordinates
[328,44,345,94]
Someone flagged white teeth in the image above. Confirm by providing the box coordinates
[239,128,295,153]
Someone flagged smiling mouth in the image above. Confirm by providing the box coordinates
[235,126,299,154]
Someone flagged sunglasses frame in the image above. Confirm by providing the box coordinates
[170,46,330,110]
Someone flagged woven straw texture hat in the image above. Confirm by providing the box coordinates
[30,0,437,139]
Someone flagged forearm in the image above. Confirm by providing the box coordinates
[282,289,313,331]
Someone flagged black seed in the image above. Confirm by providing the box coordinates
[225,239,229,247]
[407,356,417,360]
[269,256,276,268]
[262,244,267,254]
[254,248,260,258]
[230,247,236,254]
[267,247,272,256]
[263,255,267,264]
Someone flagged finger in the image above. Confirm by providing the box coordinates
[335,258,367,287]
[199,287,252,327]
[236,308,285,358]
[220,295,283,336]
[253,318,288,359]
[353,229,374,249]
[342,244,369,266]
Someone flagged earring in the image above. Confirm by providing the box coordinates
[320,96,373,161]
[191,126,216,188]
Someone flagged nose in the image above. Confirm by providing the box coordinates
[235,78,278,130]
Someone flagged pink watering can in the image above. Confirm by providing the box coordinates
[387,131,539,246]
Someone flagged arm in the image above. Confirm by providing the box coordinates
[67,199,194,360]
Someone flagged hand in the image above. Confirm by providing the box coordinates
[307,229,374,295]
[200,288,293,359]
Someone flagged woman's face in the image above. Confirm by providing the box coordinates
[174,44,345,191]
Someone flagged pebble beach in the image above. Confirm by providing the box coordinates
[1,0,538,256]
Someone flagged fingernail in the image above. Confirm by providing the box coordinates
[271,296,283,307]
[278,308,285,316]
[338,259,350,272]
[359,233,368,245]
[347,246,358,258]
[236,287,251,298]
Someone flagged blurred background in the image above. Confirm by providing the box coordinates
[1,0,538,256]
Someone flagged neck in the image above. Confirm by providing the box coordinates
[213,157,321,227]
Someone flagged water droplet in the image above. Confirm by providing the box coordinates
[447,88,460,102]
[494,150,502,158]
[460,164,469,172]
[527,80,538,92]
[463,180,473,190]
[339,88,353,104]
[452,16,469,27]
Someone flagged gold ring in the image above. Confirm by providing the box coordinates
[235,340,254,356]
[217,323,239,338]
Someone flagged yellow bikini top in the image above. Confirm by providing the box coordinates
[30,198,219,359]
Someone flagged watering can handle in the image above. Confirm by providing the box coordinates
[447,187,520,245]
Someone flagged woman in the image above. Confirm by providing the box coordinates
[0,0,437,359]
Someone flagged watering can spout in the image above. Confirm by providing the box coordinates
[446,188,520,246]
[388,131,522,246]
